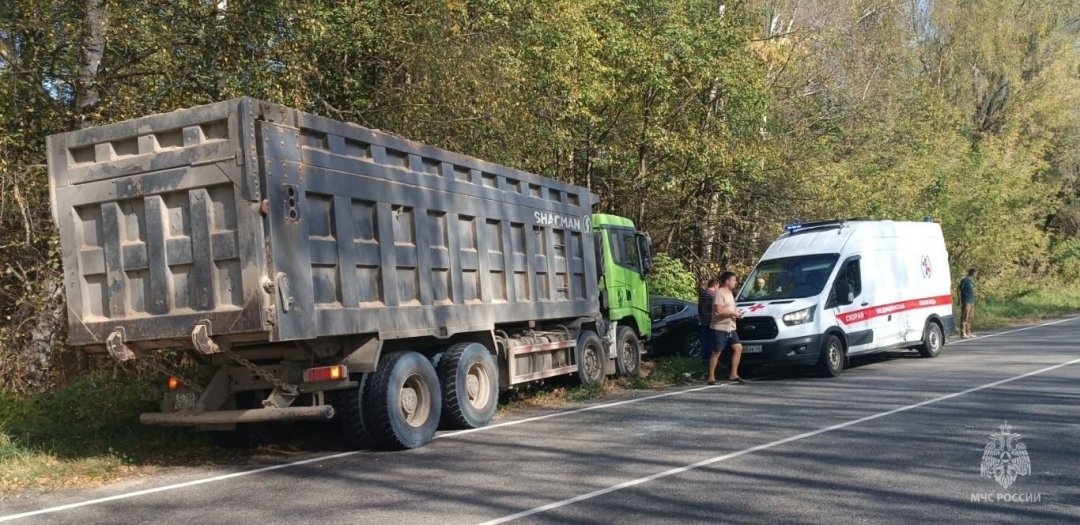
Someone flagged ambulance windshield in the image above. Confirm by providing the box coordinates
[738,254,840,301]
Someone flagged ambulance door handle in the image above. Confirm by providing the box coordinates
[861,302,869,306]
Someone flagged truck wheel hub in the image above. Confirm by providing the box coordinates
[401,387,418,415]
[466,375,480,399]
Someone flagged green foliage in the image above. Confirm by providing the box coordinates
[567,381,607,402]
[0,369,189,458]
[0,0,1077,402]
[646,253,696,301]
[1049,238,1080,283]
[634,356,700,388]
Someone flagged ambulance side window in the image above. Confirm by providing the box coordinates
[841,260,862,297]
[829,259,862,308]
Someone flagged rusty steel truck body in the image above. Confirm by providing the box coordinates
[46,98,653,449]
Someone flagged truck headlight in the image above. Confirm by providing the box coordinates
[782,306,816,326]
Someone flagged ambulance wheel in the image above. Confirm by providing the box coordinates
[815,335,844,377]
[576,331,606,385]
[362,351,442,450]
[918,321,944,358]
[436,342,498,430]
[615,326,641,377]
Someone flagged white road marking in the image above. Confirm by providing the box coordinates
[0,377,736,522]
[478,343,1080,524]
[2,316,1075,523]
[946,315,1078,344]
[0,451,361,523]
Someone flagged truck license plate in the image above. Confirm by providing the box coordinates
[173,392,196,411]
[743,345,763,353]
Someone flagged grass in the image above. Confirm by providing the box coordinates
[2,283,1076,496]
[974,284,1080,331]
[0,434,137,494]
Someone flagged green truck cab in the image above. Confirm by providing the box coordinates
[594,213,653,374]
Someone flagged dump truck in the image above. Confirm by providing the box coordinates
[46,98,653,449]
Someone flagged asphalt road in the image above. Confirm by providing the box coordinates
[3,318,1079,524]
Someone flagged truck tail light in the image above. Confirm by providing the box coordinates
[304,365,347,383]
[167,376,183,390]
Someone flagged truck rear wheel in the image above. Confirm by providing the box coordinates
[615,326,641,377]
[815,334,845,377]
[362,351,442,450]
[337,374,371,448]
[436,342,498,430]
[576,331,605,385]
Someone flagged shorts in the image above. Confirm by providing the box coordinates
[712,330,740,355]
[961,303,974,324]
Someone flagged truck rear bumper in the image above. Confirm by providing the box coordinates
[140,405,335,426]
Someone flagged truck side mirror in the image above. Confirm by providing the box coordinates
[636,232,653,275]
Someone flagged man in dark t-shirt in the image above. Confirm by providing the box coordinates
[959,268,977,338]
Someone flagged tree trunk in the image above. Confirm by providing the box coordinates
[23,0,110,390]
[23,283,65,387]
[74,0,109,114]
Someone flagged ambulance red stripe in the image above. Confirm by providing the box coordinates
[836,295,952,325]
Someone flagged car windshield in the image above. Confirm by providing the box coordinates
[737,254,840,301]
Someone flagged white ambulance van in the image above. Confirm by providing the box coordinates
[735,219,954,377]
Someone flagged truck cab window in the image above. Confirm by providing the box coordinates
[622,233,640,268]
[606,228,643,272]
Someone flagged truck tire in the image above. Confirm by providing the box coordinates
[362,351,442,450]
[436,342,498,430]
[337,374,371,448]
[615,326,641,377]
[918,321,944,358]
[815,334,845,377]
[576,331,605,385]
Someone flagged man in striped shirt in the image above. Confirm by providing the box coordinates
[697,278,719,368]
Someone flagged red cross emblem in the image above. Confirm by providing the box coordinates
[921,255,932,279]
[749,304,766,312]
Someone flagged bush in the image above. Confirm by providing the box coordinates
[0,368,187,458]
[1049,237,1080,283]
[647,253,696,301]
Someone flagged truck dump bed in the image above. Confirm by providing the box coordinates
[48,98,599,349]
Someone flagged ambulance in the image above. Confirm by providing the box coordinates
[735,219,954,377]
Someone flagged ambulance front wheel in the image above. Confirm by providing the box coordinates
[815,334,845,377]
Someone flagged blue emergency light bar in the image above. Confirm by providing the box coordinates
[783,218,870,235]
